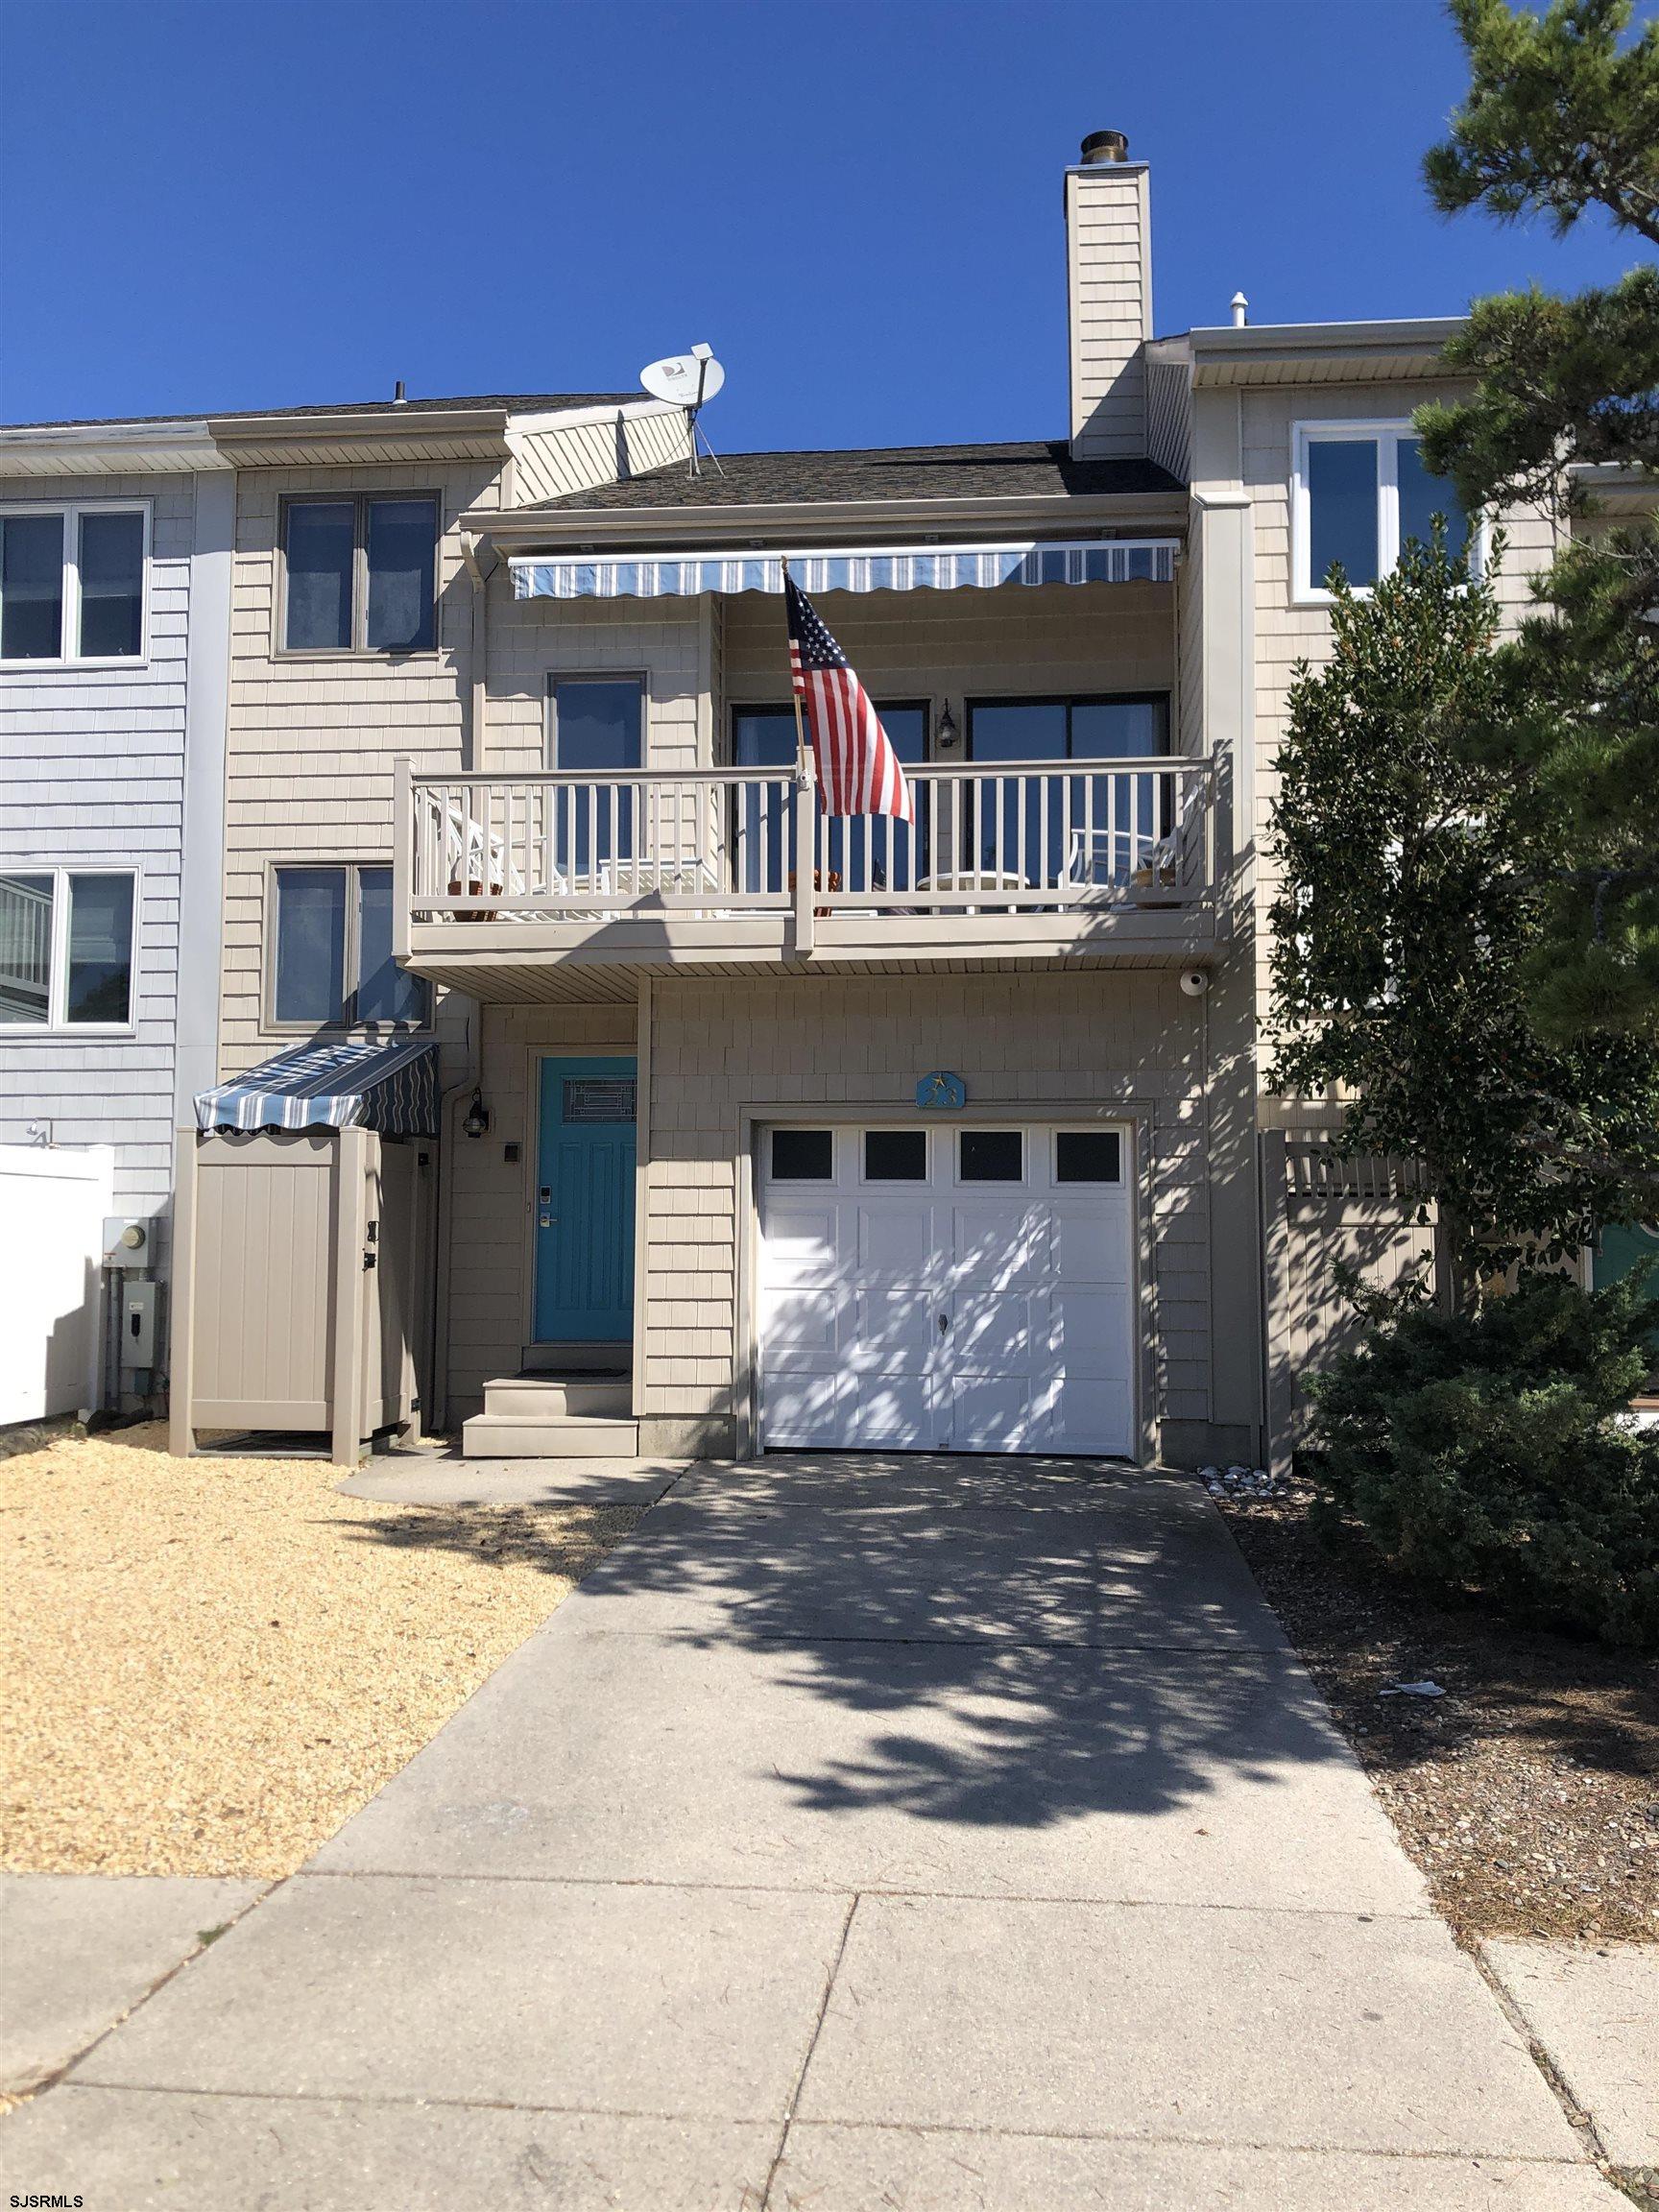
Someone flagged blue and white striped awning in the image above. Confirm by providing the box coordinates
[196,1038,439,1138]
[511,538,1178,601]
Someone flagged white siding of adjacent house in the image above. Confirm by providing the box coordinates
[0,470,200,1220]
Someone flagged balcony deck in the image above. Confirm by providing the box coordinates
[395,757,1217,1005]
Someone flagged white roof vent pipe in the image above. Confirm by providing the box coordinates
[1230,292,1249,329]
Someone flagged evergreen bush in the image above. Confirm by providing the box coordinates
[1303,1270,1659,1647]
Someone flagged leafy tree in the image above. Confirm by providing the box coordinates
[1416,0,1659,1040]
[1268,536,1659,1305]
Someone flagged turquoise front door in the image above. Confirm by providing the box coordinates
[534,1056,637,1343]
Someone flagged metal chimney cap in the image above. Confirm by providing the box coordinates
[1079,130,1130,165]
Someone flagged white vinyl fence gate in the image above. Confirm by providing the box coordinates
[0,1144,112,1426]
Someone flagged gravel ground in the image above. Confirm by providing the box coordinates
[1218,1481,1659,1946]
[1,1425,640,1880]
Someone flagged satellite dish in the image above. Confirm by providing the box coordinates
[639,345,726,475]
[640,347,726,405]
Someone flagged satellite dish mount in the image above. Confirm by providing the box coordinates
[639,344,727,475]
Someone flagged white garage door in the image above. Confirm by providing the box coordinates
[757,1122,1135,1455]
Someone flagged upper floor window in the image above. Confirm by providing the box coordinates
[0,869,135,1028]
[270,862,428,1028]
[547,677,645,872]
[0,504,147,664]
[1294,423,1473,601]
[280,493,437,654]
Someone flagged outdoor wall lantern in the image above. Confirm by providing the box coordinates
[462,1087,492,1139]
[935,703,961,754]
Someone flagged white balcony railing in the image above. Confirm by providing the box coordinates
[396,757,1213,950]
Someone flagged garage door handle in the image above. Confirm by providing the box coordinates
[938,1311,950,1334]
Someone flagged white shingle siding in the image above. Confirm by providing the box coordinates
[0,470,198,1220]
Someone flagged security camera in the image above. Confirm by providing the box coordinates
[1179,969,1209,998]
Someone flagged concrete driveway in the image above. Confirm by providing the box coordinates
[1,1455,1615,2208]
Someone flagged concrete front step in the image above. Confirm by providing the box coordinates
[460,1412,642,1459]
[482,1376,631,1420]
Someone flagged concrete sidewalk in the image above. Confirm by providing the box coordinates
[0,1455,1616,2208]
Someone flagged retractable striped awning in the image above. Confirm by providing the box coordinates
[196,1038,439,1137]
[511,538,1178,601]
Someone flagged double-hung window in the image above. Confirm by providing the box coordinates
[280,493,438,654]
[0,869,136,1028]
[1294,423,1475,600]
[0,503,147,664]
[270,863,428,1028]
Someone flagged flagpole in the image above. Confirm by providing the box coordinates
[780,555,812,787]
[781,555,816,958]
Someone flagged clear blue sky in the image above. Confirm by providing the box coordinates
[0,0,1644,450]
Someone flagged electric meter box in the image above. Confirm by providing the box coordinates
[103,1215,159,1270]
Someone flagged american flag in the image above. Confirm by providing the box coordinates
[784,573,914,822]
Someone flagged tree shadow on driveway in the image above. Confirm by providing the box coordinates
[332,1457,1382,1872]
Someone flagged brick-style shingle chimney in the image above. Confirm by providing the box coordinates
[1066,131,1152,461]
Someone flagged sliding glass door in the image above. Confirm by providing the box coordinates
[966,695,1170,887]
[732,704,927,894]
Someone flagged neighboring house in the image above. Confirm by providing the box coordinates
[0,392,686,1418]
[0,415,234,1414]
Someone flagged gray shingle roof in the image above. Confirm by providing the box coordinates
[0,393,638,434]
[527,441,1183,510]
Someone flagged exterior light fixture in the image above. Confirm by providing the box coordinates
[462,1087,491,1139]
[936,703,960,753]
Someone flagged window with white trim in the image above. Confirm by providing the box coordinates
[0,869,136,1028]
[0,503,148,663]
[1293,423,1474,601]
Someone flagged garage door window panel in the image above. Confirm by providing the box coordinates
[770,1127,834,1180]
[1056,1130,1122,1183]
[863,1129,927,1182]
[959,1129,1024,1183]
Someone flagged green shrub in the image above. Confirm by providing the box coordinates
[1302,1270,1659,1647]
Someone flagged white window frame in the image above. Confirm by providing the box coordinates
[857,1125,930,1187]
[1051,1125,1125,1185]
[0,865,139,1034]
[953,1126,1027,1188]
[1292,421,1482,606]
[0,500,152,669]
